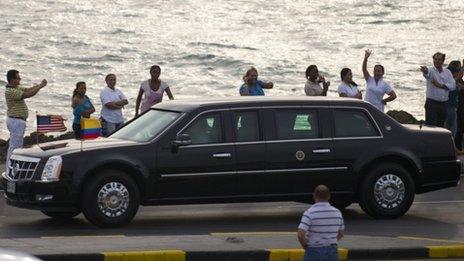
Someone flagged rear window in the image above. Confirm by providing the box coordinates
[334,110,379,137]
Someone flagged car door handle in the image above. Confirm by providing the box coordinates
[312,149,331,154]
[213,153,231,158]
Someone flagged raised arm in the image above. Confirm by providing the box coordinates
[362,50,371,81]
[22,79,47,99]
[263,81,274,89]
[420,66,429,79]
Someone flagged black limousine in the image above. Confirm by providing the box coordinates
[2,97,461,227]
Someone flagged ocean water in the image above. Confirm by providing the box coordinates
[1,0,463,139]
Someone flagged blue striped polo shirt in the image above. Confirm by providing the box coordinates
[298,202,344,247]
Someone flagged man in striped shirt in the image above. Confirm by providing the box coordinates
[5,69,47,167]
[297,185,345,261]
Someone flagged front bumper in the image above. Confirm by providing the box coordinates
[2,173,79,212]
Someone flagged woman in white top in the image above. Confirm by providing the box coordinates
[135,65,174,116]
[338,68,362,99]
[362,49,397,112]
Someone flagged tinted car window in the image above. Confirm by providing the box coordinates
[234,111,260,142]
[275,110,318,139]
[111,109,180,142]
[334,110,379,137]
[183,113,222,144]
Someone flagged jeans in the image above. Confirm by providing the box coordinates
[6,117,26,167]
[425,98,447,127]
[304,245,339,261]
[444,105,457,136]
[101,117,123,137]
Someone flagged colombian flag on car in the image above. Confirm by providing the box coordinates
[80,118,101,139]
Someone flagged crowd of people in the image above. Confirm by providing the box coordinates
[4,50,464,166]
[239,51,464,149]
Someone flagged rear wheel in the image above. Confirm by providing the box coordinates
[81,170,140,227]
[359,163,415,219]
[41,210,81,219]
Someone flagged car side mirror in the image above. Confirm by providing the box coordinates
[171,134,191,153]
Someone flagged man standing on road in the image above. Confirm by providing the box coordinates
[5,69,47,167]
[297,185,345,261]
[100,73,128,137]
[421,52,456,127]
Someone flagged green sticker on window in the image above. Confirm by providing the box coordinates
[294,115,312,130]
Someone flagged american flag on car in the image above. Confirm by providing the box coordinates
[36,115,67,133]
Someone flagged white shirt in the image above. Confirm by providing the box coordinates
[298,202,344,247]
[424,66,456,102]
[305,80,324,96]
[139,80,169,113]
[100,86,127,123]
[364,76,393,112]
[338,82,360,98]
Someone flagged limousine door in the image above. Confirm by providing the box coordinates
[231,109,267,195]
[155,111,237,199]
[262,108,340,196]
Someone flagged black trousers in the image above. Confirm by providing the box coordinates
[455,107,464,149]
[425,98,447,127]
[72,123,81,139]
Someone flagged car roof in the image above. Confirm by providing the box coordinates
[153,96,365,112]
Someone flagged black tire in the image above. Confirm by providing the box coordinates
[359,163,415,219]
[41,210,81,219]
[81,169,140,228]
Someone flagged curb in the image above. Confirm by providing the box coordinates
[34,246,464,261]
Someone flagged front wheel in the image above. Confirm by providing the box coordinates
[359,163,415,219]
[81,170,140,227]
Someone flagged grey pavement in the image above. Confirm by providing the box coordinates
[1,194,464,257]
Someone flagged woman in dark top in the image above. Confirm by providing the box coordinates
[71,81,95,139]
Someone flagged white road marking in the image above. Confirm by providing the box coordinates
[414,200,464,204]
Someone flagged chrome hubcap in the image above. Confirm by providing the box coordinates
[374,174,405,209]
[97,182,130,218]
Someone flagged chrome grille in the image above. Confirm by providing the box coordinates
[6,155,41,181]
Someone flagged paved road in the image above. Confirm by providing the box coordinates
[1,176,463,242]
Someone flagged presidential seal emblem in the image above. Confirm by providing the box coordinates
[295,150,305,161]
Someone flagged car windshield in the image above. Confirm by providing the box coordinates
[111,109,181,142]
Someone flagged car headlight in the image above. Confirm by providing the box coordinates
[40,156,62,182]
